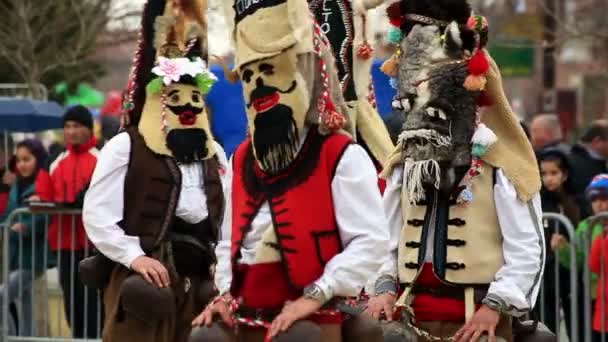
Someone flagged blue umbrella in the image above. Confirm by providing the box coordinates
[0,98,65,132]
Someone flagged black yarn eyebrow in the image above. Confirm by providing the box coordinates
[259,63,274,73]
[168,90,179,97]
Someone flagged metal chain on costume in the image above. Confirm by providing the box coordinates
[209,295,350,342]
[401,303,455,342]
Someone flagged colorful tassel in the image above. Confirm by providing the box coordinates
[389,77,398,90]
[457,188,474,204]
[464,75,487,91]
[387,27,403,45]
[357,42,373,59]
[381,56,399,77]
[322,109,347,130]
[467,15,488,32]
[468,49,490,76]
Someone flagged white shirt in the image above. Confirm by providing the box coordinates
[215,143,390,300]
[379,166,545,316]
[83,132,231,268]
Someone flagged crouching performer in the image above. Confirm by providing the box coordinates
[81,1,228,341]
[189,0,388,341]
[365,2,545,341]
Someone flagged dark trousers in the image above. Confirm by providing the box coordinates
[593,331,608,342]
[58,250,103,338]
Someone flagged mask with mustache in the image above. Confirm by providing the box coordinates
[240,48,310,175]
[395,25,479,202]
[139,81,216,161]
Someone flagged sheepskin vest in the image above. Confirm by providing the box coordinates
[398,164,504,286]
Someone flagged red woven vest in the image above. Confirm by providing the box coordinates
[230,130,351,307]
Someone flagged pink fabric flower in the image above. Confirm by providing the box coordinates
[152,57,189,85]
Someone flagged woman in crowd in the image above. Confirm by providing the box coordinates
[536,149,581,339]
[0,139,50,336]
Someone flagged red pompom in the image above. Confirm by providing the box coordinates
[468,50,490,76]
[357,42,373,59]
[389,17,403,27]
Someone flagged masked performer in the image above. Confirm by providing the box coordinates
[364,1,545,341]
[81,1,228,341]
[189,0,388,341]
[308,0,394,172]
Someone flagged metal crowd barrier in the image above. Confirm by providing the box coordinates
[541,212,579,342]
[1,207,102,341]
[540,212,608,342]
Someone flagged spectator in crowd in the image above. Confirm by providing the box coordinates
[570,122,608,217]
[35,105,100,338]
[536,149,581,339]
[0,135,16,216]
[585,174,608,342]
[555,175,608,337]
[0,139,50,336]
[530,114,570,153]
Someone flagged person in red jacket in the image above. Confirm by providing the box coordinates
[588,175,608,342]
[35,105,100,338]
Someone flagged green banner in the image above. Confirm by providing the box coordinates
[489,42,535,78]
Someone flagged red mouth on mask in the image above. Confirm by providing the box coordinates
[253,92,280,113]
[179,111,197,125]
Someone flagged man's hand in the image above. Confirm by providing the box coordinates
[550,233,569,251]
[454,305,501,342]
[267,297,323,339]
[191,295,234,327]
[130,256,170,288]
[10,223,26,233]
[363,293,397,321]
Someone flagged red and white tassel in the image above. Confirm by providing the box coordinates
[313,21,346,131]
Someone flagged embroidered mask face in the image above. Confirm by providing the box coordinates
[395,24,478,195]
[139,79,216,163]
[240,48,310,175]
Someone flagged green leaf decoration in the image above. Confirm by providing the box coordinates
[146,77,163,95]
[195,74,216,94]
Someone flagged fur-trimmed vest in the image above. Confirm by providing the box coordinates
[123,127,224,252]
[230,129,352,297]
[398,164,504,286]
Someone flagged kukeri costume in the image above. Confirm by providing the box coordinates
[308,0,394,169]
[81,1,228,341]
[372,1,545,341]
[190,0,389,341]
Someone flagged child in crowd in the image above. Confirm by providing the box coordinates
[587,175,608,341]
[0,139,50,336]
[537,149,581,338]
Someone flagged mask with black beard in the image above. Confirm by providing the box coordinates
[240,50,308,176]
[252,105,299,175]
[395,24,479,202]
[166,128,209,164]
